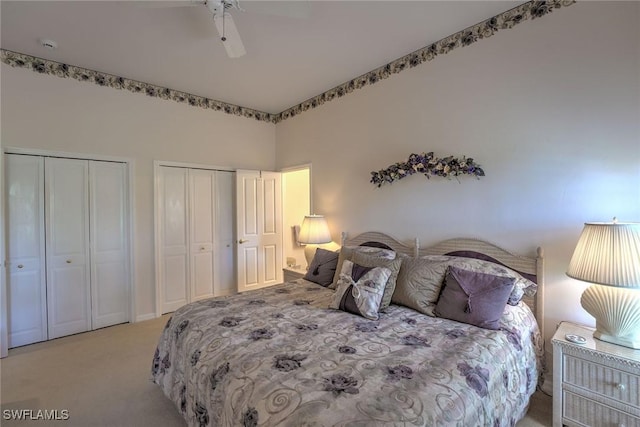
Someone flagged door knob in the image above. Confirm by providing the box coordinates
[238,239,248,244]
[66,260,72,264]
[17,264,24,269]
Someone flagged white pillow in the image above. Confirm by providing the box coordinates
[329,245,396,289]
[329,260,391,320]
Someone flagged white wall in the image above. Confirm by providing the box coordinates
[1,1,638,382]
[276,1,640,378]
[1,65,276,319]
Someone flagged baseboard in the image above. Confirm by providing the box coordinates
[135,313,157,322]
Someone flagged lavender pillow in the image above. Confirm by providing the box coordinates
[303,248,339,287]
[434,266,515,330]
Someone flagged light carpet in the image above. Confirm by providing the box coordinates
[1,315,552,426]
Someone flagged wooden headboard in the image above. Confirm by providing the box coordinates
[340,231,545,339]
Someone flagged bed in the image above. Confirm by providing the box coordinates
[152,232,545,427]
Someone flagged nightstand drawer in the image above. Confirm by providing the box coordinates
[564,391,640,427]
[564,354,640,406]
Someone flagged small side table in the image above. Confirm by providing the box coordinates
[283,267,305,282]
[552,321,640,427]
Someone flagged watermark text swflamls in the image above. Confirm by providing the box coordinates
[3,409,70,421]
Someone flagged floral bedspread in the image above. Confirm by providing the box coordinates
[152,279,543,427]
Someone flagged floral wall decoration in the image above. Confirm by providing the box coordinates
[370,152,485,187]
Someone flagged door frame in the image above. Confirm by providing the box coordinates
[280,164,312,272]
[1,147,136,353]
[153,160,235,318]
[0,147,6,357]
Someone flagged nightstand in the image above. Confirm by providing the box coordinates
[552,321,640,427]
[283,267,305,282]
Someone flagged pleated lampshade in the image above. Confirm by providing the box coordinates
[566,220,640,349]
[298,215,332,268]
[298,215,331,245]
[567,222,640,288]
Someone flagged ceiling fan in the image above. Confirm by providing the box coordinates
[139,0,246,58]
[142,0,310,59]
[205,0,246,58]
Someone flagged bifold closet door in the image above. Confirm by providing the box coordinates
[90,161,129,329]
[189,169,216,301]
[214,171,236,296]
[45,157,91,339]
[159,167,189,314]
[6,154,47,347]
[158,167,235,313]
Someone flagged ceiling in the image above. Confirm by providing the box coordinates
[1,1,523,114]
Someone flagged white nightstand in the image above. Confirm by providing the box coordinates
[283,267,305,282]
[552,321,640,427]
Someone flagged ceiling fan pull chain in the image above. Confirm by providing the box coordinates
[221,13,226,41]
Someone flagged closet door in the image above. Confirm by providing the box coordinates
[90,161,129,329]
[215,171,236,296]
[189,169,215,301]
[159,166,189,314]
[6,154,47,347]
[45,157,91,339]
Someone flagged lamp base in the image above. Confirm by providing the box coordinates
[593,330,640,349]
[581,284,640,350]
[303,245,317,269]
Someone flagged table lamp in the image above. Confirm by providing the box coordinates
[566,219,640,349]
[298,215,332,268]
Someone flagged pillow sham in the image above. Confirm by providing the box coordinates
[351,251,403,312]
[392,258,449,316]
[418,255,537,305]
[329,260,391,320]
[434,265,515,330]
[303,248,339,287]
[330,245,396,290]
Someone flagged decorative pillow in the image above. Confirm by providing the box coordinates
[418,255,537,305]
[434,265,515,330]
[351,251,403,312]
[392,258,449,316]
[329,260,391,320]
[330,246,396,289]
[303,248,339,287]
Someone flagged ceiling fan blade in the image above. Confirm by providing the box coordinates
[213,12,246,58]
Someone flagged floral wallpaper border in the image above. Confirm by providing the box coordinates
[276,0,575,122]
[1,0,575,125]
[0,49,277,123]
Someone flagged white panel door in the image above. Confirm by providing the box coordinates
[236,170,282,292]
[6,154,47,347]
[215,171,236,296]
[189,169,215,301]
[90,161,129,329]
[46,157,91,339]
[159,167,189,314]
[236,170,260,292]
[260,172,283,287]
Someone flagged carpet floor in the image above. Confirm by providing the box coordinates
[1,315,552,426]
